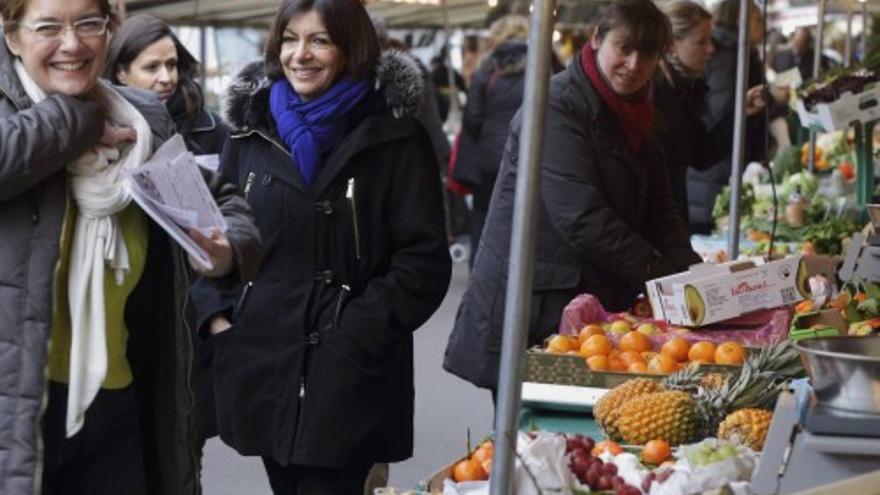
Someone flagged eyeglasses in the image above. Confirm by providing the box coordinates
[12,16,109,42]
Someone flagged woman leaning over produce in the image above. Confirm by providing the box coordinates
[444,0,701,397]
[189,0,451,492]
[0,0,260,493]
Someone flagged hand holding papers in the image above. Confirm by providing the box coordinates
[127,134,228,272]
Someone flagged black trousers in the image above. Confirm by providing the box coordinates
[261,457,373,495]
[41,382,148,495]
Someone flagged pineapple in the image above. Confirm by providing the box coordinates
[615,391,700,446]
[594,378,665,439]
[718,408,773,451]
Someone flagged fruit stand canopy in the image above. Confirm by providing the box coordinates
[124,0,492,28]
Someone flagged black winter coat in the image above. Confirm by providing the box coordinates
[455,41,527,206]
[443,54,701,390]
[191,52,451,468]
[687,28,767,233]
[652,64,729,227]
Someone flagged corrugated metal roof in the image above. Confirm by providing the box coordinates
[124,0,493,28]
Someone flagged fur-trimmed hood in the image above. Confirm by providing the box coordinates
[223,49,424,134]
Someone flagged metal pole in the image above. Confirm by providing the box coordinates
[862,0,868,61]
[727,0,753,260]
[846,2,854,68]
[489,0,555,492]
[807,0,827,173]
[199,26,208,94]
[441,0,460,124]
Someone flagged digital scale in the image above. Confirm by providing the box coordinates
[751,381,880,494]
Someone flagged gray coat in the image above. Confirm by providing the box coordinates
[443,54,700,390]
[0,35,260,495]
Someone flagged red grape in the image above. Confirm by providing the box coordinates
[597,475,613,491]
[601,463,618,476]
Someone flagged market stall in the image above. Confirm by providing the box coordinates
[401,0,880,492]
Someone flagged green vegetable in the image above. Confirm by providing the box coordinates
[713,183,756,222]
[772,145,802,179]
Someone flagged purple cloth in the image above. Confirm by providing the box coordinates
[269,77,371,185]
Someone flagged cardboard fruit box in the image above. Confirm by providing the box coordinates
[645,256,808,327]
[796,83,880,132]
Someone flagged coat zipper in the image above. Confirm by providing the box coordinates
[234,281,253,316]
[177,249,201,493]
[243,172,256,199]
[346,178,361,260]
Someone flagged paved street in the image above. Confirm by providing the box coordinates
[201,261,495,493]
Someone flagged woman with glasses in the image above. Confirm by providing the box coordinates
[0,0,261,494]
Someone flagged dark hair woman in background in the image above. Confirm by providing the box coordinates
[445,0,701,399]
[105,14,228,155]
[190,0,451,492]
[105,14,233,453]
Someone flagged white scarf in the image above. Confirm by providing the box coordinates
[14,61,153,437]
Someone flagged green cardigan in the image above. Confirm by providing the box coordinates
[48,203,148,389]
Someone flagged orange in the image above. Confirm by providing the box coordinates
[660,337,691,362]
[619,331,652,353]
[609,359,627,372]
[578,324,606,343]
[642,439,672,465]
[619,350,646,366]
[647,353,677,374]
[452,459,488,482]
[715,341,746,365]
[687,341,717,364]
[642,351,659,363]
[472,443,493,464]
[546,335,572,354]
[608,349,622,361]
[568,336,581,350]
[580,334,613,357]
[586,355,610,371]
[480,458,492,475]
[628,362,648,373]
[592,440,623,457]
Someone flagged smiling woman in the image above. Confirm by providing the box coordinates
[189,0,451,493]
[0,0,261,494]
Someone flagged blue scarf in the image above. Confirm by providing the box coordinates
[269,78,372,185]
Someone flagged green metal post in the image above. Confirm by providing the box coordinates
[855,120,876,207]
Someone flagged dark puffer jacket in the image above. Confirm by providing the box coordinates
[686,27,767,233]
[0,35,261,495]
[443,54,701,390]
[653,63,731,228]
[191,51,451,468]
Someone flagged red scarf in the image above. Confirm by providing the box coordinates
[581,45,653,154]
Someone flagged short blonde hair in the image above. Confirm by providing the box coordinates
[489,15,529,44]
[663,0,712,40]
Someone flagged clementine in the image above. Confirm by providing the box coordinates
[453,459,488,482]
[628,362,648,373]
[546,335,572,354]
[642,439,672,465]
[580,334,613,357]
[609,359,628,372]
[660,337,691,362]
[578,324,606,343]
[592,440,623,456]
[647,353,677,374]
[619,350,646,366]
[687,341,717,364]
[715,341,746,365]
[619,331,652,353]
[586,355,610,371]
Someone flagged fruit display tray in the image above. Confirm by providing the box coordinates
[522,350,738,389]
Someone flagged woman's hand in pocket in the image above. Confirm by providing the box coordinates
[209,315,233,336]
